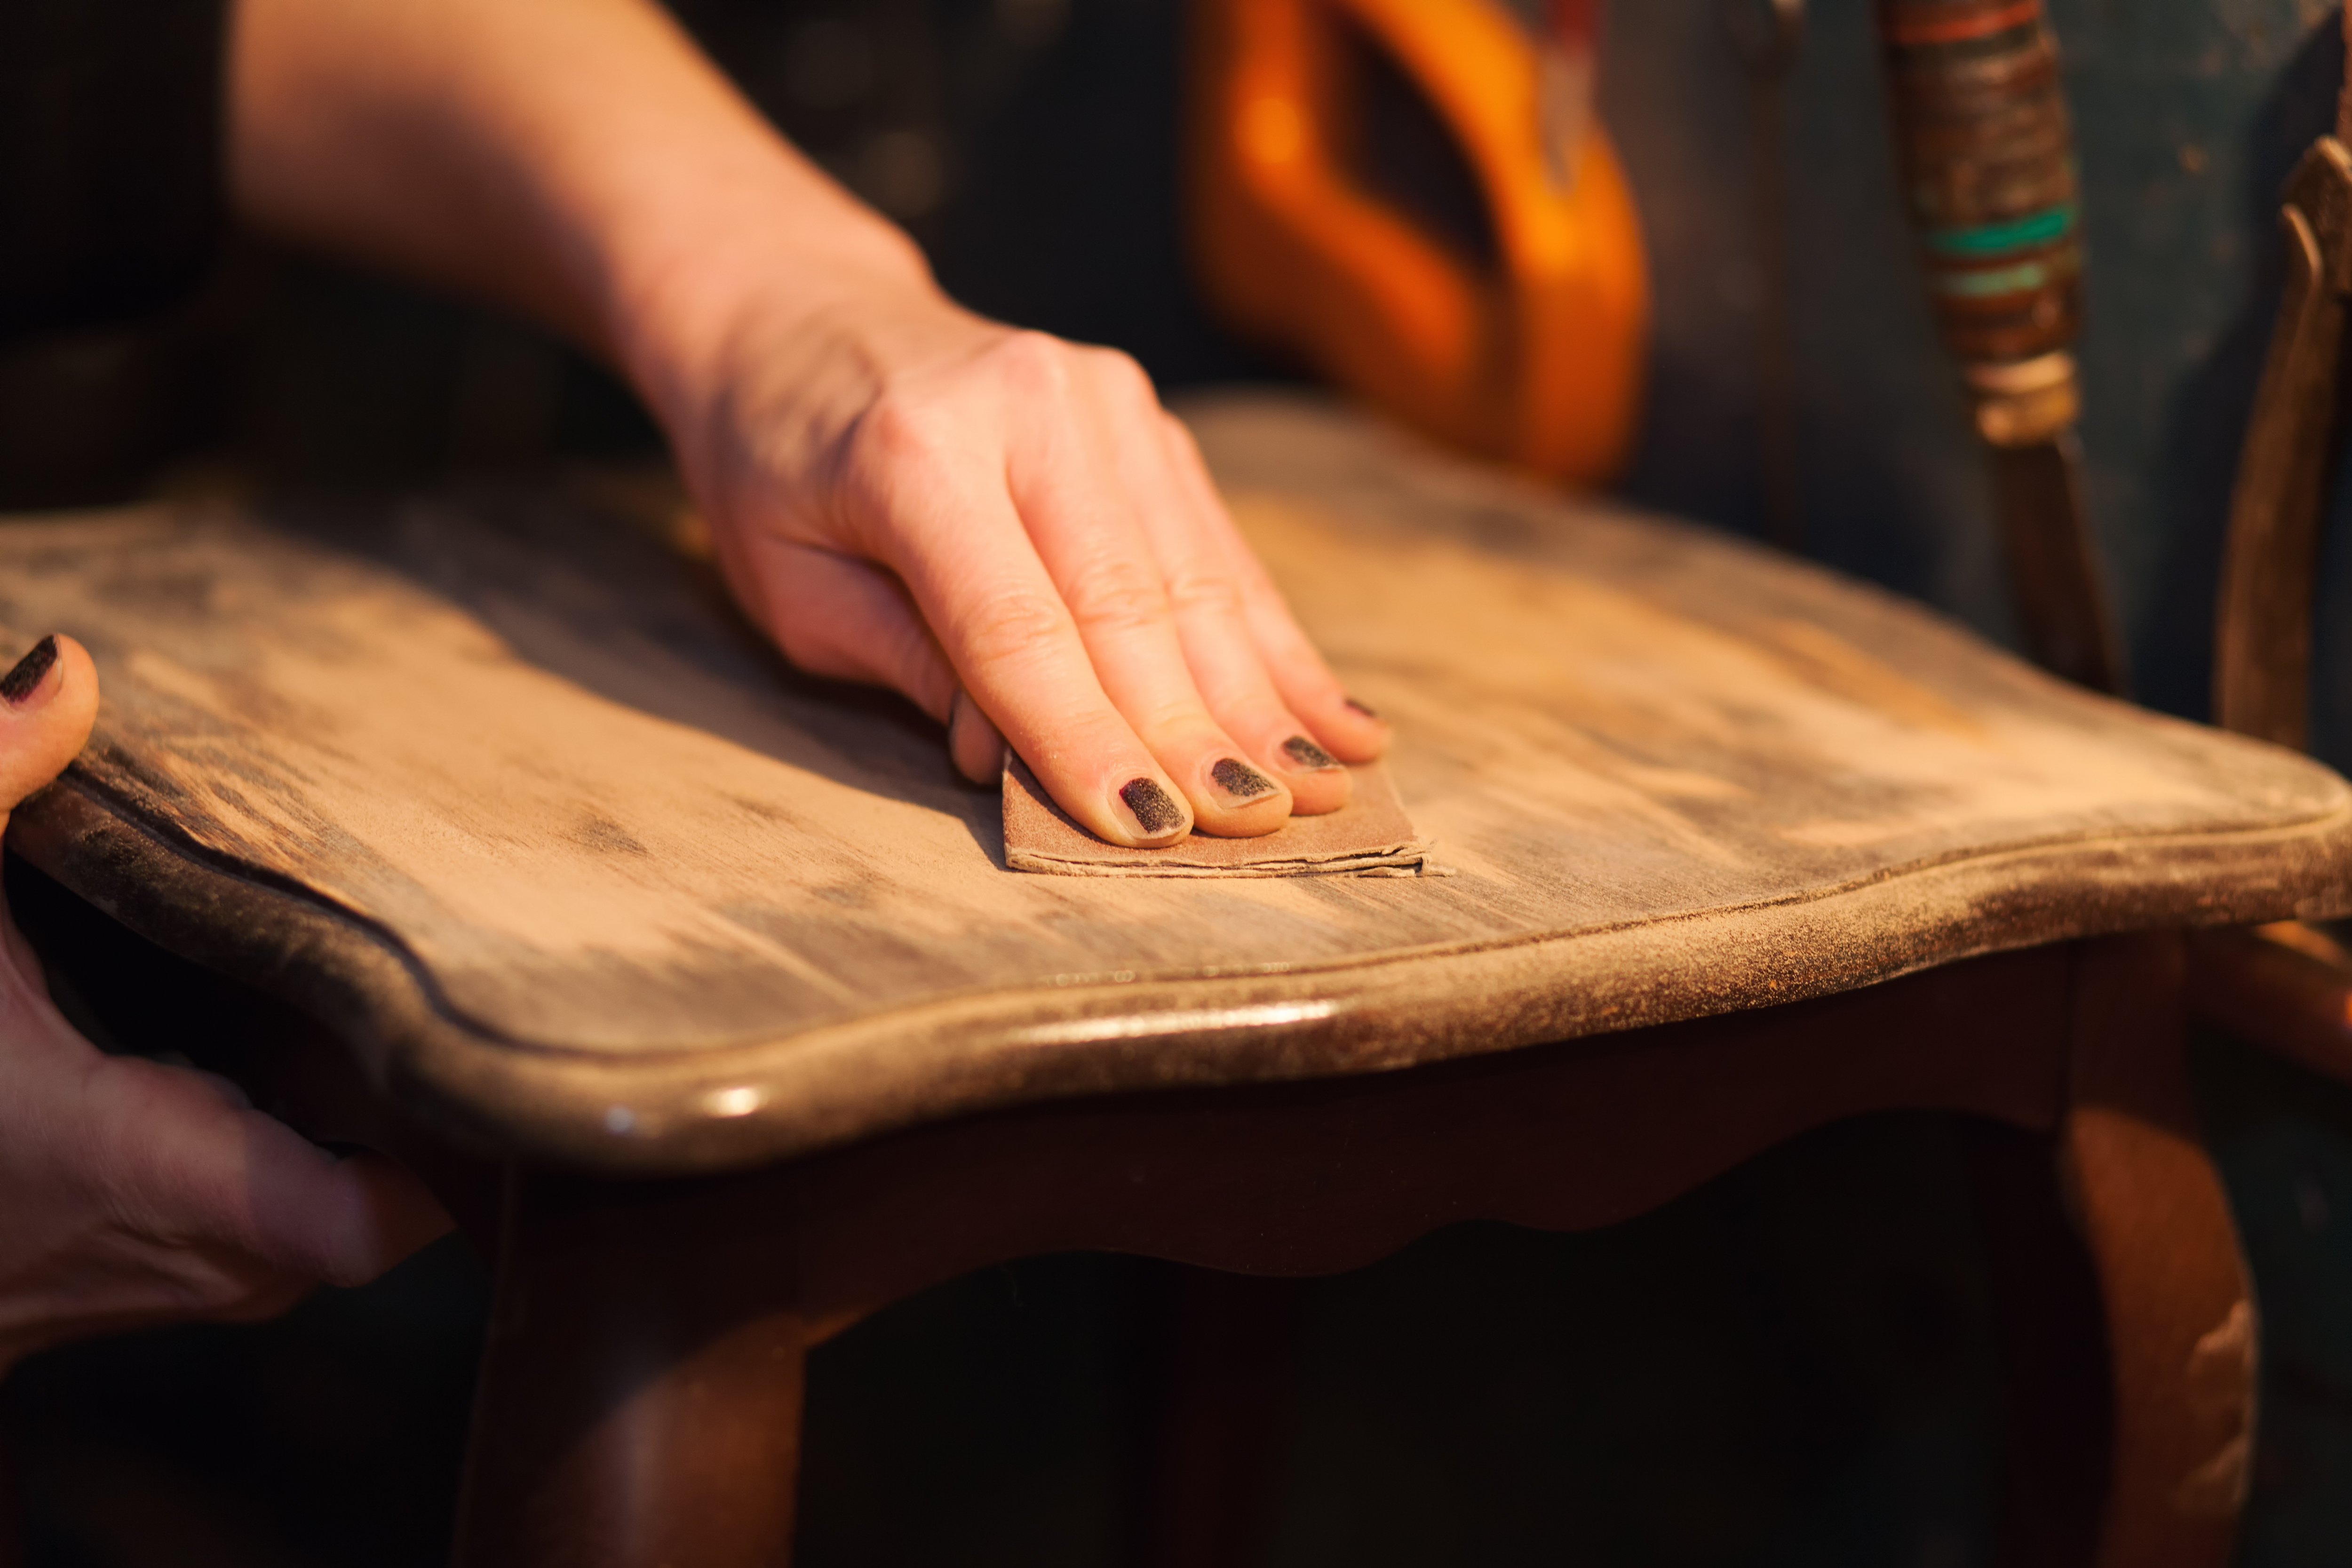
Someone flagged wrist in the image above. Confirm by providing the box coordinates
[602,162,936,454]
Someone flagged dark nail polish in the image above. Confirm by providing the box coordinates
[1120,777,1184,835]
[2,636,58,707]
[1282,734,1340,771]
[1211,757,1277,799]
[1345,697,1381,720]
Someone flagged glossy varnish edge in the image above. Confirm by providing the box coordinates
[16,766,2352,1175]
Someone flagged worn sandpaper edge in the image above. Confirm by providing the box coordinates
[1006,842,1437,878]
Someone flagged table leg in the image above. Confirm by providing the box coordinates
[454,1170,809,1568]
[2067,935,2256,1568]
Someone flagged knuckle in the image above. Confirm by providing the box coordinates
[956,590,1070,667]
[1064,560,1171,635]
[986,331,1074,397]
[841,392,955,500]
[1091,347,1159,405]
[1163,567,1247,620]
[834,401,977,551]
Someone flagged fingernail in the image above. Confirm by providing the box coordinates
[2,635,59,708]
[1281,734,1341,771]
[1345,696,1381,720]
[1210,757,1278,800]
[1119,776,1185,837]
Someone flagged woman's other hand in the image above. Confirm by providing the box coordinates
[0,637,452,1372]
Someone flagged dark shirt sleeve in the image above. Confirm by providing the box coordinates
[0,0,230,342]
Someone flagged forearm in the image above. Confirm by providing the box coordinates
[225,0,928,398]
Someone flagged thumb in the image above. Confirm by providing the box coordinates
[0,635,99,818]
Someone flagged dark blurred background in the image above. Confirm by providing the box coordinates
[12,0,2352,1563]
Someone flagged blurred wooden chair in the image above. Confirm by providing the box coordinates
[2187,81,2352,1232]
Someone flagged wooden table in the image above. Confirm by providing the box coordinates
[6,394,2348,1567]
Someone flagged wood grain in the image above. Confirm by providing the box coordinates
[6,393,2350,1172]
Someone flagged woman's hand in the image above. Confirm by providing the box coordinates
[641,264,1390,845]
[227,0,1390,848]
[0,637,452,1372]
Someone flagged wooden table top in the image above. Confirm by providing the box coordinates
[8,394,2348,1172]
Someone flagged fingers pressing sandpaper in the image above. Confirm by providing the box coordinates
[1002,757,1436,877]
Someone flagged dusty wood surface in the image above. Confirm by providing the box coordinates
[6,393,2350,1171]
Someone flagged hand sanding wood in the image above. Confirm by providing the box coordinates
[4,392,2349,1172]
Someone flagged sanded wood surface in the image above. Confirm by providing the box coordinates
[6,394,2350,1171]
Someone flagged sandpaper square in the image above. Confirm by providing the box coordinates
[1002,756,1433,877]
